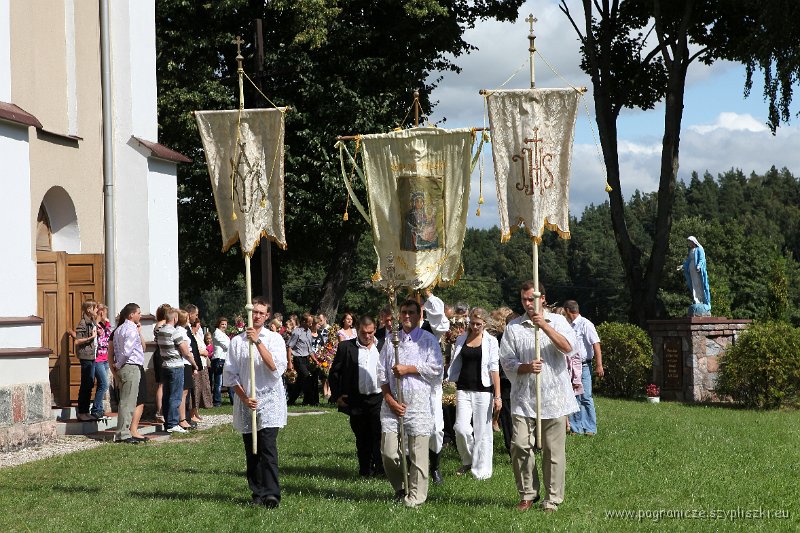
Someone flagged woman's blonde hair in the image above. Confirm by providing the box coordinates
[177,309,189,327]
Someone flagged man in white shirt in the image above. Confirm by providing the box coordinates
[563,300,603,436]
[329,316,384,477]
[379,300,443,508]
[223,297,288,508]
[422,288,450,485]
[500,281,578,513]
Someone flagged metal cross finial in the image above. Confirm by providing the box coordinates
[526,14,537,35]
[233,35,245,55]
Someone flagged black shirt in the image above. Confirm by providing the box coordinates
[456,344,492,393]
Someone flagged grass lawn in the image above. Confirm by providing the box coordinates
[0,398,798,532]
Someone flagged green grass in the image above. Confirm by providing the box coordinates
[0,398,798,532]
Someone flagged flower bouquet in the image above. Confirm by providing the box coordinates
[442,380,457,407]
[284,368,298,384]
[311,338,337,378]
[646,383,660,403]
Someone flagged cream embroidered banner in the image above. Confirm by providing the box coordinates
[195,108,287,255]
[360,127,474,289]
[486,89,579,243]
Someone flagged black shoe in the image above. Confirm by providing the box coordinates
[262,496,279,509]
[131,436,149,443]
[431,469,444,485]
[117,437,141,445]
[393,489,405,501]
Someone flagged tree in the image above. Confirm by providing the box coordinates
[559,0,800,326]
[156,0,525,318]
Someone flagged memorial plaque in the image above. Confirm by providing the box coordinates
[662,337,683,390]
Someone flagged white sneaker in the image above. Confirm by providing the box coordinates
[167,426,188,433]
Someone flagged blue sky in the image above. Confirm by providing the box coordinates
[426,0,800,229]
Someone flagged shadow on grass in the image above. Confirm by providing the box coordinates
[132,490,251,506]
[280,480,510,508]
[279,481,386,502]
[0,483,101,495]
[291,450,352,460]
[281,464,357,481]
[170,467,246,477]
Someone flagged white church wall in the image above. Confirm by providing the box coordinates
[0,122,36,319]
[147,160,180,309]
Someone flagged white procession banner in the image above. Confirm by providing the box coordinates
[195,108,287,255]
[360,127,474,289]
[486,88,579,242]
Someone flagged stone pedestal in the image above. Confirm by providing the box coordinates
[0,381,57,452]
[648,318,751,402]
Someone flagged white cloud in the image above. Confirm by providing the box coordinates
[689,112,769,134]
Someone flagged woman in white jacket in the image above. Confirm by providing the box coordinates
[446,307,501,479]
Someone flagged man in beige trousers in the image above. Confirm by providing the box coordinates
[500,281,578,512]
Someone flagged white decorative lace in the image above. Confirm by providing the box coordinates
[499,312,579,419]
[224,330,288,432]
[378,328,443,436]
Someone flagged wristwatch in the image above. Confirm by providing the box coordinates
[254,338,262,345]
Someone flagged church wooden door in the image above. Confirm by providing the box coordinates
[37,252,104,407]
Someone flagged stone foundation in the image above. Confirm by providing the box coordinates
[0,381,57,452]
[648,318,751,402]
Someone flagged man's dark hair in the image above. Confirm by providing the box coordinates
[358,315,376,328]
[252,296,271,312]
[184,303,198,314]
[400,299,421,314]
[563,300,580,313]
[520,280,546,297]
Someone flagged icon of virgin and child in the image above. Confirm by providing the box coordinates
[400,187,442,252]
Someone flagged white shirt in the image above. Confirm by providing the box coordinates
[223,328,288,432]
[213,328,230,360]
[378,327,443,436]
[500,312,579,420]
[571,315,601,363]
[423,293,450,340]
[175,326,192,366]
[356,339,381,395]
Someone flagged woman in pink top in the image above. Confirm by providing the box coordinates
[91,304,112,419]
[336,312,357,341]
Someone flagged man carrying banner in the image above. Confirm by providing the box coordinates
[223,297,287,508]
[379,299,443,508]
[500,281,577,513]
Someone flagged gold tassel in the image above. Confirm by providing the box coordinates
[476,207,481,216]
[478,195,484,205]
[232,212,237,221]
[343,211,349,221]
[605,182,613,192]
[260,198,266,208]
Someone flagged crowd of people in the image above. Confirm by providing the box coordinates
[71,284,603,512]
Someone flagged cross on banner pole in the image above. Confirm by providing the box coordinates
[525,13,544,452]
[371,253,420,497]
[233,35,258,455]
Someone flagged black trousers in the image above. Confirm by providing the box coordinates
[348,396,383,476]
[242,427,280,502]
[499,377,512,454]
[288,356,318,405]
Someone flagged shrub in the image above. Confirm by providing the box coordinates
[594,322,653,398]
[716,321,800,409]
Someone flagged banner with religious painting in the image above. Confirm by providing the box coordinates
[359,127,474,289]
[195,108,287,255]
[486,88,580,243]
